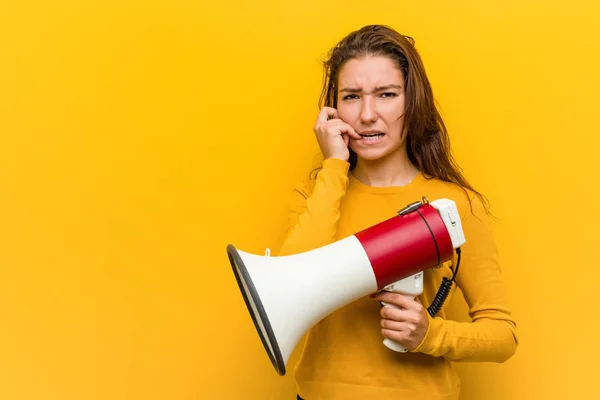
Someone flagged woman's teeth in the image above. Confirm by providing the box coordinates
[361,133,384,140]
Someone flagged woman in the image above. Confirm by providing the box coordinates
[277,25,518,400]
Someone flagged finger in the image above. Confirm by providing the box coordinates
[342,133,350,147]
[316,107,339,124]
[381,328,411,345]
[381,318,415,333]
[325,119,346,126]
[372,291,420,310]
[343,124,362,140]
[380,304,413,323]
[329,121,361,140]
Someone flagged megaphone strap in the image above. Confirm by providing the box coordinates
[415,209,441,267]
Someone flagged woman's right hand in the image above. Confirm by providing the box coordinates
[313,107,361,161]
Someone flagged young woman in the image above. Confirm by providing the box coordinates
[277,25,518,400]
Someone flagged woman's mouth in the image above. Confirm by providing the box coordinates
[361,133,384,140]
[358,131,385,143]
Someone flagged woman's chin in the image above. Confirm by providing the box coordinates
[353,148,389,162]
[352,142,405,164]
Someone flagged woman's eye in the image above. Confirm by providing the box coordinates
[342,94,358,100]
[381,92,397,98]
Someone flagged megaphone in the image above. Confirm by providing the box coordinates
[226,196,466,376]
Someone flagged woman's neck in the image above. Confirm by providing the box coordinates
[351,148,420,188]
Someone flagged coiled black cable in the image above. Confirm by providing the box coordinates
[427,247,461,317]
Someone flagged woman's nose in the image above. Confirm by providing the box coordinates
[360,98,377,123]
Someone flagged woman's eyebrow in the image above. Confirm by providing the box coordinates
[339,84,402,93]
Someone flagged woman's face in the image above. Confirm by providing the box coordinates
[336,55,407,162]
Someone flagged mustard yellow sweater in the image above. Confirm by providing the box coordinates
[277,158,518,400]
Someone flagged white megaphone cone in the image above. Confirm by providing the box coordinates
[226,197,466,376]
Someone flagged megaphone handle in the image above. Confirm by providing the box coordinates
[381,300,413,353]
[379,271,424,353]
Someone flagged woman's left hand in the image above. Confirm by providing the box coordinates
[370,291,429,351]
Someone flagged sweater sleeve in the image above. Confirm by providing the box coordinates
[412,194,518,362]
[276,158,350,256]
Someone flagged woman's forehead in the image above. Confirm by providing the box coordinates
[338,57,404,89]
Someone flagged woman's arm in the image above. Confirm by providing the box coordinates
[412,194,518,362]
[277,158,350,256]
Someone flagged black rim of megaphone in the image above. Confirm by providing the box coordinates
[226,244,286,376]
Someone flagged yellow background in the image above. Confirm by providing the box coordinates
[1,1,599,399]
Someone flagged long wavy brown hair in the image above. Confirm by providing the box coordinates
[313,24,490,215]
